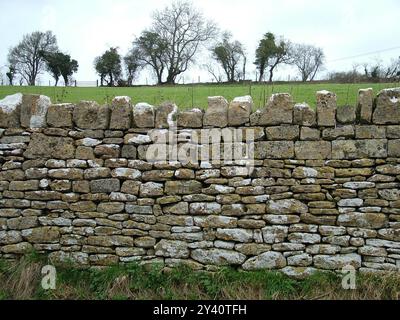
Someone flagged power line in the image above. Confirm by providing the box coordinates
[327,46,400,63]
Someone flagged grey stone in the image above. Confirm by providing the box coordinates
[73,101,109,129]
[258,93,294,125]
[20,94,51,128]
[47,103,74,127]
[109,96,132,129]
[133,103,155,128]
[356,88,373,123]
[90,179,120,193]
[0,93,22,128]
[191,249,246,265]
[316,90,336,127]
[242,252,286,270]
[293,103,316,127]
[203,96,228,127]
[228,96,253,126]
[24,133,75,160]
[372,88,400,124]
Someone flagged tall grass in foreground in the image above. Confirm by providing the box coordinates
[0,253,399,300]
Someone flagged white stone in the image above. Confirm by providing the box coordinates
[78,138,102,147]
[0,93,22,113]
[216,228,254,243]
[281,266,318,279]
[154,240,189,258]
[338,198,363,207]
[167,104,178,128]
[262,226,288,244]
[127,134,151,145]
[30,95,51,128]
[113,96,131,104]
[287,253,313,267]
[242,251,286,270]
[191,248,246,265]
[343,182,375,189]
[112,168,141,180]
[302,167,318,177]
[314,253,362,270]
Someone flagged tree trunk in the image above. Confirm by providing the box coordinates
[258,70,264,82]
[166,72,175,84]
[269,69,274,83]
[109,72,113,87]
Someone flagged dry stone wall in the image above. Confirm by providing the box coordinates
[1,88,400,278]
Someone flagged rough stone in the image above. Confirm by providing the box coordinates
[337,105,356,124]
[73,101,109,129]
[295,141,331,160]
[314,254,362,270]
[337,212,388,229]
[90,179,120,193]
[267,199,308,214]
[0,93,22,128]
[242,252,286,270]
[155,102,178,128]
[165,180,202,195]
[332,140,387,159]
[255,141,294,159]
[372,88,400,124]
[20,94,51,128]
[293,103,316,127]
[228,96,253,126]
[21,227,60,243]
[191,249,246,265]
[266,125,299,141]
[203,96,229,128]
[177,109,203,128]
[316,90,336,127]
[155,240,189,258]
[258,93,294,125]
[357,88,374,123]
[47,103,74,127]
[132,103,154,127]
[110,96,132,129]
[24,133,75,159]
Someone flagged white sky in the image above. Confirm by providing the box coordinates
[1,0,400,85]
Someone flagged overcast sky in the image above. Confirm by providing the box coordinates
[1,0,400,85]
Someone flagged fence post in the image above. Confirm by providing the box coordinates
[75,80,77,87]
[96,80,99,87]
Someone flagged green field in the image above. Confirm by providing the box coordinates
[0,82,398,110]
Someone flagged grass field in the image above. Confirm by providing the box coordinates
[1,253,400,300]
[0,82,398,110]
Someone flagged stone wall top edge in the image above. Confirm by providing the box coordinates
[0,88,399,129]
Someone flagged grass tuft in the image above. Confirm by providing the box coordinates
[0,254,399,300]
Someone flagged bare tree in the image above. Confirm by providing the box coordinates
[8,31,58,86]
[211,32,245,83]
[290,44,325,82]
[202,62,222,83]
[382,56,400,80]
[149,0,218,84]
